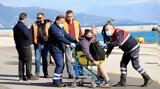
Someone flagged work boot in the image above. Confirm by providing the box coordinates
[22,75,28,81]
[113,74,127,87]
[140,73,153,87]
[19,75,23,81]
[19,75,28,81]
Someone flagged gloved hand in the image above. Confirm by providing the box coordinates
[99,41,107,48]
[100,43,107,48]
[70,43,76,48]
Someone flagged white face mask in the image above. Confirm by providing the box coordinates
[59,24,64,28]
[106,31,111,36]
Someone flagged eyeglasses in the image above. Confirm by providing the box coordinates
[37,17,43,20]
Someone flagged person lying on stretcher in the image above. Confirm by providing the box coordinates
[78,29,112,86]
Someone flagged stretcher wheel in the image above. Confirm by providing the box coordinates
[78,79,84,86]
[71,82,77,87]
[91,81,97,88]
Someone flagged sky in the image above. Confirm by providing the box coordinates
[0,0,159,13]
[0,0,159,22]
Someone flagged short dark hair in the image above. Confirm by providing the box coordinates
[37,12,44,16]
[55,15,65,21]
[66,10,73,14]
[19,13,27,20]
[84,29,93,36]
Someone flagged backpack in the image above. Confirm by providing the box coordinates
[89,41,105,61]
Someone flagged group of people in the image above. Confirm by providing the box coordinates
[13,10,82,86]
[13,10,152,87]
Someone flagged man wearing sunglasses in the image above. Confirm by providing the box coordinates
[31,12,52,78]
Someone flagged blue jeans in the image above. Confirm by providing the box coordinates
[65,47,73,75]
[34,43,48,76]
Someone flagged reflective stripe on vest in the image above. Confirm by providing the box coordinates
[113,29,130,46]
[64,20,80,41]
[32,22,51,44]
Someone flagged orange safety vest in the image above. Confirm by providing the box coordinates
[64,20,80,41]
[32,22,51,44]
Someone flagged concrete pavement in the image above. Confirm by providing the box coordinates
[0,45,160,89]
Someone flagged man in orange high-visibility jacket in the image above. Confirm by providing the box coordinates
[31,12,52,78]
[64,10,82,78]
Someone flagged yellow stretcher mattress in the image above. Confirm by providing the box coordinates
[76,51,93,65]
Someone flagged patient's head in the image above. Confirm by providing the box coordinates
[84,29,94,39]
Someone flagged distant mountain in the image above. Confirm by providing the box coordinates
[0,3,155,28]
[0,3,109,28]
[0,3,64,27]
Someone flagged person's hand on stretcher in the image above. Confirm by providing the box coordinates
[93,61,99,65]
[99,41,107,49]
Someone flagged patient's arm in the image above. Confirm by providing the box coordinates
[79,39,94,62]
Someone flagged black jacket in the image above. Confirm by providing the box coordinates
[13,21,32,47]
[106,29,139,56]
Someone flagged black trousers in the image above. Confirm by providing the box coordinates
[120,46,145,75]
[16,45,32,78]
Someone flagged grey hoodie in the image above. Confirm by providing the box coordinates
[79,36,95,62]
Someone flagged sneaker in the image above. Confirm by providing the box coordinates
[53,83,66,87]
[35,75,40,78]
[44,75,49,78]
[95,76,105,86]
[68,74,74,79]
[95,79,104,86]
[104,79,113,86]
[28,75,39,80]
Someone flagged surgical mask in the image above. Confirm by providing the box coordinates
[59,24,64,28]
[106,31,111,36]
[85,37,92,40]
